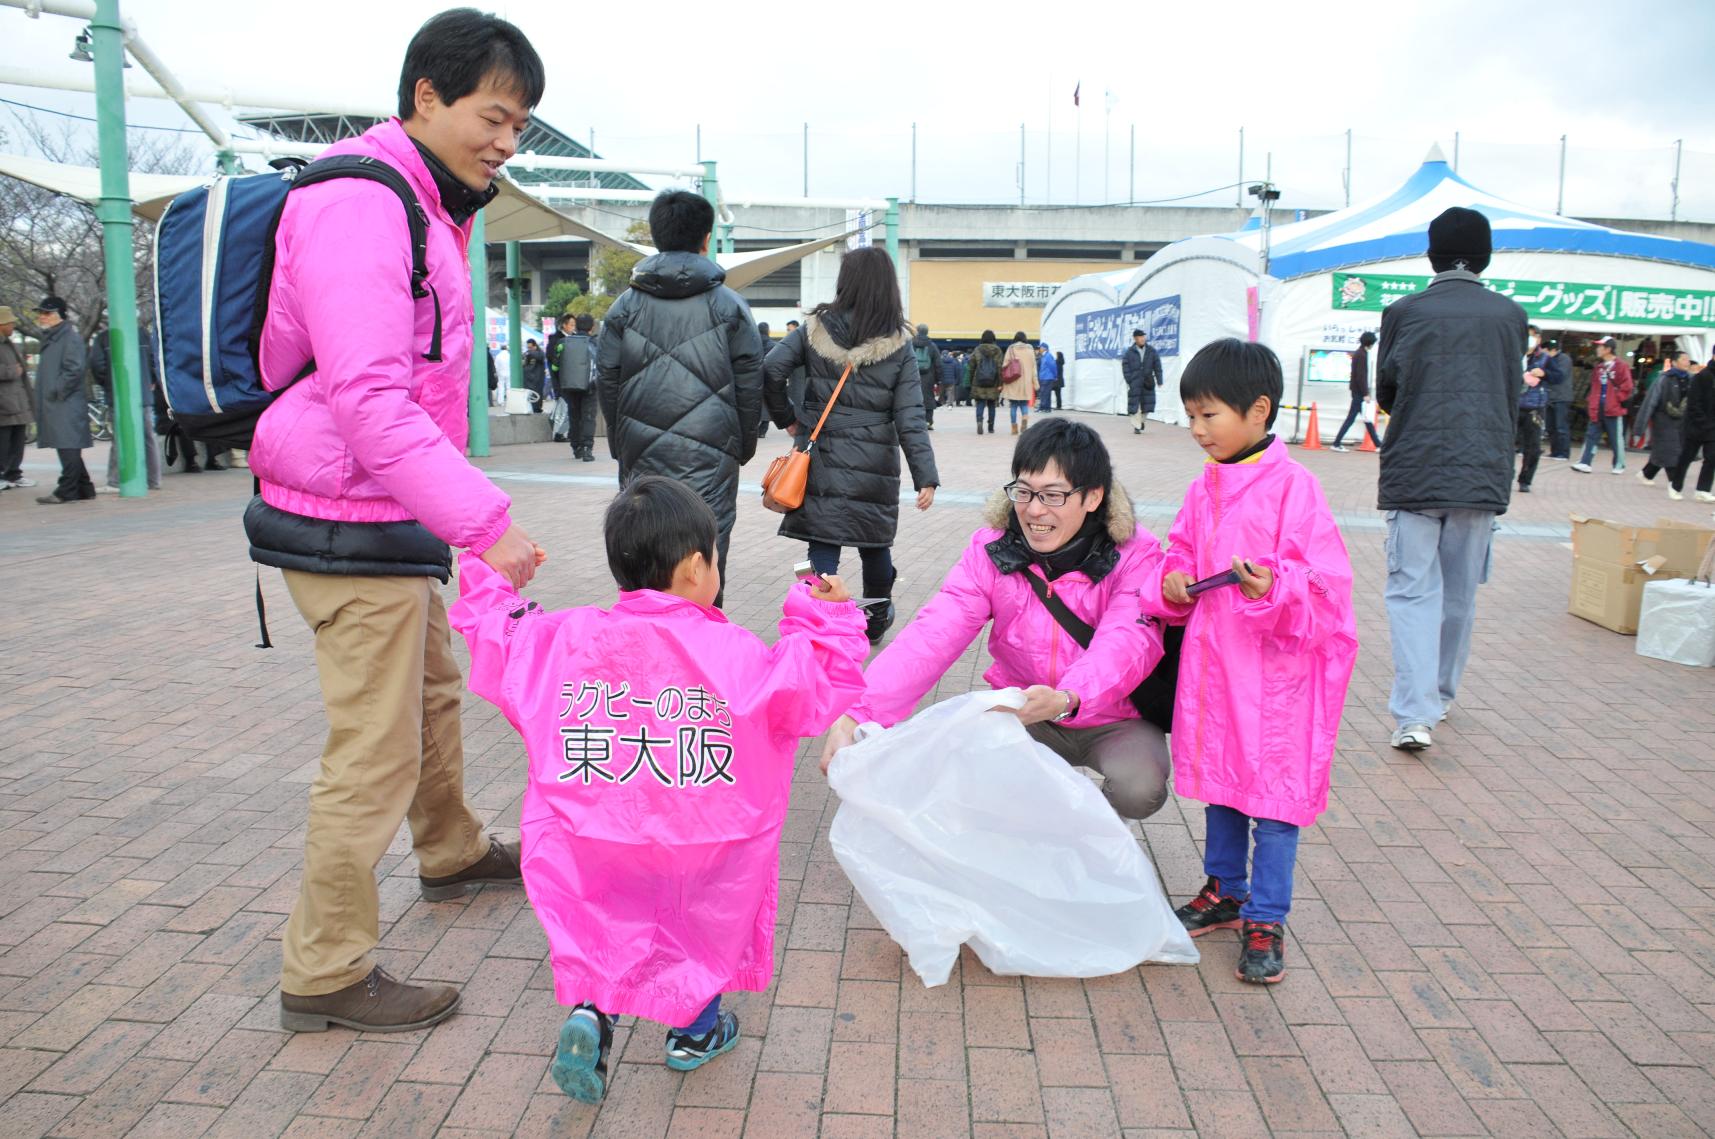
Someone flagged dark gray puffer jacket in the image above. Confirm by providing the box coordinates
[762,312,939,549]
[1376,270,1528,514]
[597,251,765,535]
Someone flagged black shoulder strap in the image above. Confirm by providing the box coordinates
[289,156,443,362]
[1020,567,1095,649]
[249,154,444,379]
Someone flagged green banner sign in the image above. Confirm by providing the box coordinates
[1332,272,1715,328]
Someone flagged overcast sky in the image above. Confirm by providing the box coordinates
[5,0,1714,222]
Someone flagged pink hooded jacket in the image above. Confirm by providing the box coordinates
[1139,438,1358,828]
[851,489,1165,728]
[250,119,511,554]
[448,556,869,1025]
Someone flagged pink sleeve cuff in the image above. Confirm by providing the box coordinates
[466,510,514,556]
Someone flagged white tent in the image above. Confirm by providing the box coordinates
[1042,145,1715,432]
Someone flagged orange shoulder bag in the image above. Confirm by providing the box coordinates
[760,361,854,513]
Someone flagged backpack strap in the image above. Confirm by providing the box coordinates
[248,153,445,381]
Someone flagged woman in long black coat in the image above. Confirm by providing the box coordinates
[763,247,939,643]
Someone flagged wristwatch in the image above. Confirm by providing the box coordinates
[1053,691,1079,723]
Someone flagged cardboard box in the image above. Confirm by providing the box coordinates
[1567,515,1715,634]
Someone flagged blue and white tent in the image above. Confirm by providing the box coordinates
[1042,145,1715,424]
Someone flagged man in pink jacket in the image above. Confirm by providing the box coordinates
[822,419,1173,823]
[248,11,546,1034]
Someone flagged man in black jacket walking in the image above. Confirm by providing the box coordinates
[598,191,765,606]
[1121,329,1162,433]
[1330,331,1381,451]
[1376,208,1527,752]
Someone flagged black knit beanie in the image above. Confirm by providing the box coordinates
[1427,207,1491,274]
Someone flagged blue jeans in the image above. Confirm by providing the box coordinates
[679,995,721,1036]
[1545,402,1571,458]
[1332,395,1380,449]
[1203,805,1300,925]
[1008,399,1031,424]
[1384,508,1494,729]
[1579,414,1625,469]
[807,541,895,599]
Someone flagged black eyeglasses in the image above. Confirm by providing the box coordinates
[1004,483,1083,507]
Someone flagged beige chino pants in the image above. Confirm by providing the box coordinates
[279,571,489,996]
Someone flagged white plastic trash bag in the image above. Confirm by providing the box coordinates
[828,689,1199,986]
[1636,579,1715,667]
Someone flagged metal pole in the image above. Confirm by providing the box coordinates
[1046,71,1053,205]
[803,122,808,198]
[1453,131,1459,171]
[1236,127,1246,207]
[1129,122,1135,204]
[1261,152,1273,275]
[1103,103,1110,203]
[885,196,900,270]
[1075,100,1082,204]
[1557,134,1567,216]
[1344,127,1352,206]
[505,241,523,400]
[1019,122,1026,207]
[695,124,700,163]
[92,0,144,496]
[1672,138,1683,222]
[911,122,917,203]
[700,160,720,243]
[467,210,490,457]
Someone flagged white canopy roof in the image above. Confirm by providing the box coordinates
[2,152,849,292]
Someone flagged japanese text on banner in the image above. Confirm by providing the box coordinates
[1073,295,1182,359]
[1332,272,1715,328]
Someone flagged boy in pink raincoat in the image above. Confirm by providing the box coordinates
[449,476,869,1102]
[1139,339,1359,985]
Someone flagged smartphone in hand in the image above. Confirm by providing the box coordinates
[1186,563,1255,597]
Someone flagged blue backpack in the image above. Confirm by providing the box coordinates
[153,155,442,450]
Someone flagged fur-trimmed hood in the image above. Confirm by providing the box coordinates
[981,482,1141,582]
[981,482,1138,544]
[805,312,910,369]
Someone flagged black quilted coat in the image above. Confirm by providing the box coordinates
[597,252,765,536]
[1376,270,1528,515]
[762,312,939,549]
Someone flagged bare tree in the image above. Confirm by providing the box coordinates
[0,111,205,344]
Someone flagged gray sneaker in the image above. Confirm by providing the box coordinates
[1390,724,1433,751]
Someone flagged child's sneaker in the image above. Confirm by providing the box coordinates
[552,1004,613,1103]
[665,1010,741,1072]
[1237,921,1286,984]
[1174,877,1245,937]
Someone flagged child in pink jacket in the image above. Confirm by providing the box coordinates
[449,476,868,1102]
[1139,339,1358,985]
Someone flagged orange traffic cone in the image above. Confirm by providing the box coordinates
[1356,420,1378,452]
[1300,403,1323,450]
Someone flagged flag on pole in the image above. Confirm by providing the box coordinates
[1073,81,1080,106]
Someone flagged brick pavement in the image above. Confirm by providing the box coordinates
[2,412,1713,1138]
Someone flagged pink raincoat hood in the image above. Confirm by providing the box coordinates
[1139,438,1358,827]
[250,119,511,554]
[449,556,868,1025]
[852,486,1166,729]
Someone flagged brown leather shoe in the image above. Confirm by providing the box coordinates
[279,966,459,1033]
[418,838,523,901]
